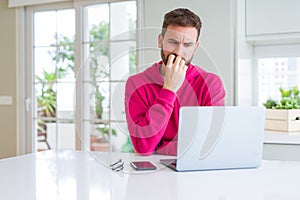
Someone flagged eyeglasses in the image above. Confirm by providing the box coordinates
[110,159,124,172]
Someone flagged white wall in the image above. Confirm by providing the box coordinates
[241,0,300,161]
[139,0,236,105]
[246,0,300,42]
[236,0,255,105]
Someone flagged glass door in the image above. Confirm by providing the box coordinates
[32,8,76,151]
[27,0,137,152]
[82,1,137,152]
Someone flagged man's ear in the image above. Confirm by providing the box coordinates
[158,34,163,48]
[194,41,200,53]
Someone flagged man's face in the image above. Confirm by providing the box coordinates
[158,25,199,65]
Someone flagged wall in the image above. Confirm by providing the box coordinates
[236,0,254,105]
[140,0,235,105]
[246,0,300,44]
[238,0,300,161]
[0,0,17,158]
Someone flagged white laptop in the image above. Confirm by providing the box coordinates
[160,106,266,172]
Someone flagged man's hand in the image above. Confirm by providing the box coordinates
[163,54,188,93]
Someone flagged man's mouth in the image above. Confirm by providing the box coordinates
[167,53,186,63]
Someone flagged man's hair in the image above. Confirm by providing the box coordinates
[161,8,202,40]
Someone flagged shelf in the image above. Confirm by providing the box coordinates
[264,130,300,145]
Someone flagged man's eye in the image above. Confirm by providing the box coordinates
[169,41,178,45]
[184,43,193,48]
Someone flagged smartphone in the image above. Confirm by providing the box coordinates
[130,161,157,171]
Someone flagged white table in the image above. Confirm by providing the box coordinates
[0,150,300,200]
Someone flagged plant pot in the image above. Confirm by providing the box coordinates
[90,135,110,151]
[265,109,300,132]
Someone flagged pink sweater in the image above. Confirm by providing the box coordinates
[125,61,225,156]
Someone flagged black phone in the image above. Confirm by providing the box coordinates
[130,161,157,170]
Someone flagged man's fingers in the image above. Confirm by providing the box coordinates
[180,58,185,67]
[166,54,186,73]
[166,54,176,68]
[163,54,187,92]
[177,58,186,72]
[175,55,187,71]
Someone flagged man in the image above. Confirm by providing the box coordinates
[125,8,225,155]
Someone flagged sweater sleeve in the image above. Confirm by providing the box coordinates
[202,73,226,106]
[125,78,177,155]
[156,140,177,156]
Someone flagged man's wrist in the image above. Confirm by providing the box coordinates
[163,85,174,92]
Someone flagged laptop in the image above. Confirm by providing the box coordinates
[160,106,266,172]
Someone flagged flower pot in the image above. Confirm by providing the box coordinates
[265,109,300,132]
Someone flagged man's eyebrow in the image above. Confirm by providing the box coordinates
[167,38,195,45]
[168,38,179,42]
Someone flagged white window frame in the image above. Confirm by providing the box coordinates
[25,2,75,153]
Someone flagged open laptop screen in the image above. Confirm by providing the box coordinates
[160,106,266,172]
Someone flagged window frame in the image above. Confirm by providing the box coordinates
[25,2,75,152]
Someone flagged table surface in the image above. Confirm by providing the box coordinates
[0,150,300,200]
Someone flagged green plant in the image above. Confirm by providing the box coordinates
[96,125,117,142]
[36,70,57,143]
[263,99,277,109]
[263,86,300,109]
[121,136,135,153]
[36,118,47,133]
[36,35,75,119]
[36,70,57,117]
[38,22,109,120]
[95,86,105,119]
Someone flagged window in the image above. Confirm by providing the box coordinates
[258,57,300,105]
[32,8,76,151]
[254,45,300,106]
[26,0,137,152]
[82,2,137,152]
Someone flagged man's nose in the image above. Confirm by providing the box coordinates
[174,44,184,56]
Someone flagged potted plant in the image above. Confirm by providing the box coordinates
[121,136,135,153]
[35,70,58,150]
[36,70,57,119]
[95,86,105,119]
[263,86,300,132]
[90,124,117,151]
